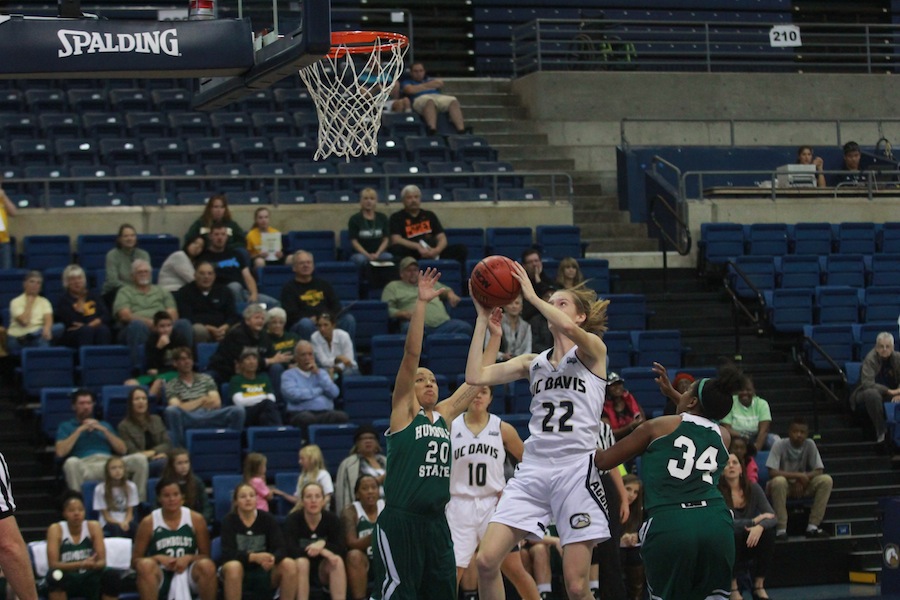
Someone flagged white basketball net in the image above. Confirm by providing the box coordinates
[299,35,408,160]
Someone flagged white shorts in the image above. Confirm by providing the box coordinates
[446,495,499,568]
[491,451,610,547]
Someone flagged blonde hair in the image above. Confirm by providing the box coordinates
[243,452,267,482]
[554,257,584,288]
[552,284,609,335]
[103,456,128,509]
[297,445,327,487]
[289,481,325,514]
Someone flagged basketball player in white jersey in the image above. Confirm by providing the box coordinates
[465,263,611,600]
[447,385,541,600]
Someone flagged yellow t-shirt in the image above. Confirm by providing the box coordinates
[246,226,282,258]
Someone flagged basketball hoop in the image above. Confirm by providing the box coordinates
[299,31,409,160]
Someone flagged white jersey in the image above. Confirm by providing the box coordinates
[524,345,606,461]
[449,413,507,498]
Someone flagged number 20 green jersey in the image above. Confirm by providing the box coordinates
[383,409,451,514]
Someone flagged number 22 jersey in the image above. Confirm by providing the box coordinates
[525,346,606,461]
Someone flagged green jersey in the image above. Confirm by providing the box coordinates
[642,414,729,514]
[147,507,197,558]
[353,499,384,559]
[58,521,94,566]
[384,410,452,514]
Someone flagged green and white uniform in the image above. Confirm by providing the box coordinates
[352,499,384,561]
[640,414,734,600]
[49,520,102,598]
[371,409,455,600]
[147,507,199,600]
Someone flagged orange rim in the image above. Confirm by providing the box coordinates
[327,30,409,58]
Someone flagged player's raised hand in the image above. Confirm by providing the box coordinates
[651,362,676,399]
[486,307,503,339]
[417,267,443,302]
[510,261,538,303]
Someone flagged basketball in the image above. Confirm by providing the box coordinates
[470,256,522,308]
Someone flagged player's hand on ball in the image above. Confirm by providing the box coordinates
[509,261,537,302]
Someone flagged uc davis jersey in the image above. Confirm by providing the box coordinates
[449,413,506,498]
[641,414,729,514]
[383,410,452,514]
[525,346,605,460]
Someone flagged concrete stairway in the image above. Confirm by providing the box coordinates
[442,78,658,254]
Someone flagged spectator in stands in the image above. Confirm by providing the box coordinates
[664,372,696,415]
[55,265,112,349]
[730,436,759,484]
[175,260,239,344]
[160,448,212,523]
[7,270,54,354]
[113,259,191,369]
[348,188,392,267]
[266,307,300,357]
[158,235,205,293]
[208,303,292,386]
[284,482,347,600]
[797,145,826,188]
[850,331,900,444]
[381,256,472,336]
[246,206,286,270]
[335,424,387,513]
[220,483,298,600]
[229,348,283,427]
[164,346,245,448]
[45,491,107,600]
[341,474,384,600]
[310,312,359,379]
[388,184,467,264]
[554,257,584,290]
[295,445,335,509]
[520,248,555,323]
[720,375,780,451]
[280,340,348,435]
[717,453,776,600]
[828,140,866,187]
[602,372,646,440]
[766,417,833,540]
[198,223,279,309]
[124,311,189,397]
[117,387,171,477]
[184,192,247,254]
[492,293,531,361]
[102,224,150,307]
[400,62,468,136]
[279,250,356,341]
[528,285,555,355]
[0,178,16,270]
[54,389,149,502]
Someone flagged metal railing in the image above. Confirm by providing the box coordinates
[678,169,898,202]
[513,18,900,76]
[795,336,849,435]
[722,260,767,360]
[6,170,574,209]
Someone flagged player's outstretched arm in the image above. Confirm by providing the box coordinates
[390,268,442,431]
[465,288,532,386]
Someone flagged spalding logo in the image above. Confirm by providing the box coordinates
[570,513,591,529]
[58,29,180,58]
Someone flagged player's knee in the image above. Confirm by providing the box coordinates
[476,549,501,576]
[278,559,298,583]
[564,574,590,599]
[346,549,368,569]
[135,557,159,578]
[193,558,216,578]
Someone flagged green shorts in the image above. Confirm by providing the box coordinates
[370,507,455,600]
[641,501,734,600]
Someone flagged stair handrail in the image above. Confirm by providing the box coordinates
[648,156,691,256]
[794,335,849,435]
[722,260,767,358]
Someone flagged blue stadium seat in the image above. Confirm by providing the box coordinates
[79,345,134,392]
[40,113,82,138]
[605,294,648,331]
[228,191,269,206]
[143,138,188,166]
[427,162,474,191]
[39,387,77,439]
[337,162,383,191]
[823,254,866,288]
[247,426,303,474]
[498,413,529,441]
[746,223,789,256]
[252,112,294,136]
[212,474,243,523]
[71,165,114,195]
[381,112,425,138]
[210,112,253,137]
[177,191,210,206]
[473,161,521,189]
[12,140,54,166]
[631,330,682,368]
[83,113,124,138]
[0,114,34,139]
[486,227,533,260]
[699,223,745,267]
[187,138,231,164]
[370,334,406,377]
[110,88,151,111]
[308,423,359,475]
[791,223,833,255]
[115,165,160,193]
[188,430,242,482]
[452,188,493,202]
[0,269,27,307]
[274,472,299,516]
[24,166,68,195]
[341,376,391,424]
[765,288,813,334]
[84,192,130,208]
[863,286,900,323]
[293,112,319,138]
[853,323,898,359]
[777,254,820,289]
[168,112,211,137]
[580,259,611,295]
[55,138,98,167]
[729,256,776,299]
[68,89,109,112]
[287,231,336,263]
[346,301,389,353]
[375,137,406,162]
[82,481,100,520]
[383,162,429,189]
[24,349,76,398]
[250,164,295,192]
[22,235,71,271]
[259,265,293,300]
[837,222,877,255]
[100,140,144,167]
[447,135,498,163]
[274,88,314,112]
[815,286,861,325]
[161,165,206,193]
[447,297,477,323]
[25,89,66,112]
[869,254,900,288]
[314,261,361,302]
[137,235,180,267]
[100,384,145,425]
[423,334,471,380]
[405,136,451,163]
[880,222,900,253]
[195,342,219,372]
[445,228,485,261]
[151,88,192,111]
[205,164,251,192]
[77,234,118,271]
[232,137,274,164]
[418,259,462,296]
[536,225,583,260]
[802,324,855,371]
[604,331,633,370]
[293,162,336,192]
[126,112,169,137]
[620,366,667,416]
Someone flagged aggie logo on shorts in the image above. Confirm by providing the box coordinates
[570,513,591,529]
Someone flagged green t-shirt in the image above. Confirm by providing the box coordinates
[348,212,390,254]
[228,372,274,405]
[383,410,452,514]
[381,281,451,328]
[719,395,772,439]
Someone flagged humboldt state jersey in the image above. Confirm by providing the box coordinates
[525,346,605,460]
[641,414,729,514]
[58,521,93,565]
[383,409,451,514]
[148,507,197,558]
[449,413,506,498]
[352,499,384,559]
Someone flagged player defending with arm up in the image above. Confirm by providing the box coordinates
[467,263,611,600]
[369,267,502,600]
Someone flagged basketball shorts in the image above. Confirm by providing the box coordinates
[159,563,201,599]
[446,495,500,568]
[491,451,610,547]
[640,501,734,600]
[370,506,456,600]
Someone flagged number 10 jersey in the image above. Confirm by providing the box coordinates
[525,346,606,461]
